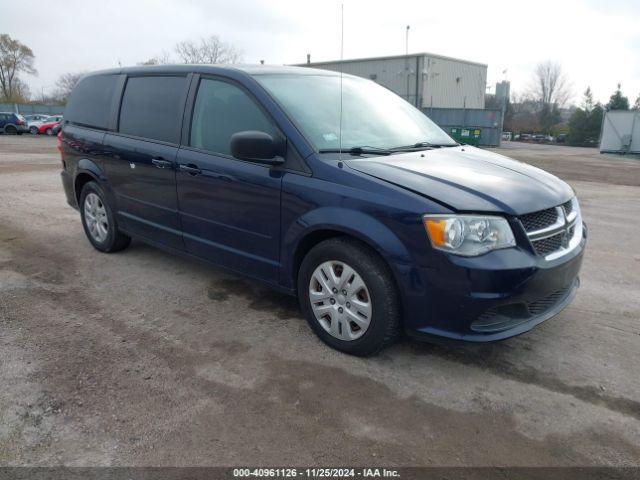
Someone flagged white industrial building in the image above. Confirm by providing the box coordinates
[300,52,487,109]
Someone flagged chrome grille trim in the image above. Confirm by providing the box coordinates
[519,197,582,261]
[526,206,565,240]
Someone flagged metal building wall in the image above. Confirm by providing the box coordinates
[302,53,486,109]
[421,55,486,109]
[302,55,423,106]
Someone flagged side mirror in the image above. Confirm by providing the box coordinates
[230,131,284,165]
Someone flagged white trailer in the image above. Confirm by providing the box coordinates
[600,110,640,154]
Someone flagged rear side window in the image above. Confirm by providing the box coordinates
[190,78,276,155]
[119,76,188,144]
[65,74,119,129]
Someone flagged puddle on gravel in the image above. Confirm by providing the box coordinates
[207,277,300,320]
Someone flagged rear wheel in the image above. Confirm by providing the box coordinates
[80,181,131,253]
[297,237,401,356]
[5,125,17,135]
[45,128,53,136]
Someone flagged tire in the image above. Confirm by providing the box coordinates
[29,126,38,135]
[5,125,17,135]
[79,181,131,253]
[45,128,53,136]
[297,237,401,356]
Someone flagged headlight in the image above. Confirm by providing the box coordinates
[423,215,516,256]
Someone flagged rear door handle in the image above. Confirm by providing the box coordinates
[152,157,173,169]
[179,164,202,176]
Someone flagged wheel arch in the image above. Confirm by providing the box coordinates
[73,159,112,205]
[283,208,412,302]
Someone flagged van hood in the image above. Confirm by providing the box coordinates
[345,146,573,215]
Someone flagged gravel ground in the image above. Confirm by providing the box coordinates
[1,135,639,466]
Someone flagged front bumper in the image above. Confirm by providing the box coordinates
[400,224,587,343]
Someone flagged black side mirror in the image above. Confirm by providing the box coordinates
[230,131,284,165]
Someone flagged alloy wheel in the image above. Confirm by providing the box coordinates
[84,193,109,243]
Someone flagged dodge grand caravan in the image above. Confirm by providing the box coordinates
[59,65,586,355]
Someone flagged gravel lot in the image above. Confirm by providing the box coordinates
[1,135,639,466]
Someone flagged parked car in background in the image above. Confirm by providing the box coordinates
[26,115,53,134]
[0,112,28,135]
[38,117,63,135]
[24,114,51,122]
[58,66,586,355]
[556,134,567,143]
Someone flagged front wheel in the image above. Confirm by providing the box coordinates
[297,237,401,356]
[80,181,131,253]
[29,126,38,134]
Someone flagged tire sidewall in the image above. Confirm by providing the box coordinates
[30,126,38,134]
[79,182,119,252]
[45,128,53,136]
[297,239,399,355]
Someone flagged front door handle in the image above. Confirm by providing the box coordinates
[152,157,173,169]
[179,164,202,176]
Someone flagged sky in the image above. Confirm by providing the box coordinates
[2,0,639,106]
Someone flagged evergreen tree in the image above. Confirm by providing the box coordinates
[568,88,604,146]
[606,83,630,111]
[582,87,595,112]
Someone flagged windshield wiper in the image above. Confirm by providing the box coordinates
[389,141,458,152]
[318,146,392,156]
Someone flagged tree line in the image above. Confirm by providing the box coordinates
[0,33,242,104]
[502,61,639,146]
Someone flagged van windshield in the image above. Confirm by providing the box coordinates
[256,73,456,152]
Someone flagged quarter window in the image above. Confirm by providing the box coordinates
[119,76,188,144]
[190,78,276,156]
[65,74,119,129]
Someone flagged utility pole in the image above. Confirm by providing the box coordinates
[405,25,410,55]
[405,25,411,103]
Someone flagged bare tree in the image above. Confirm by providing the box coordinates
[11,77,31,102]
[53,71,86,103]
[174,35,242,64]
[528,61,571,107]
[0,34,37,101]
[138,51,171,66]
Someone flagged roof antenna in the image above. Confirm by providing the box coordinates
[338,2,344,159]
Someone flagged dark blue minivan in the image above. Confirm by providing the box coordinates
[59,65,586,355]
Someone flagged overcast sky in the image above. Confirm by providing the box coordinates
[2,0,639,106]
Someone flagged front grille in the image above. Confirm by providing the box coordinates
[518,198,579,259]
[532,232,564,256]
[519,207,558,232]
[471,282,575,332]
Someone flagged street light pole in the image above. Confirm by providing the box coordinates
[405,25,411,103]
[405,25,410,55]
